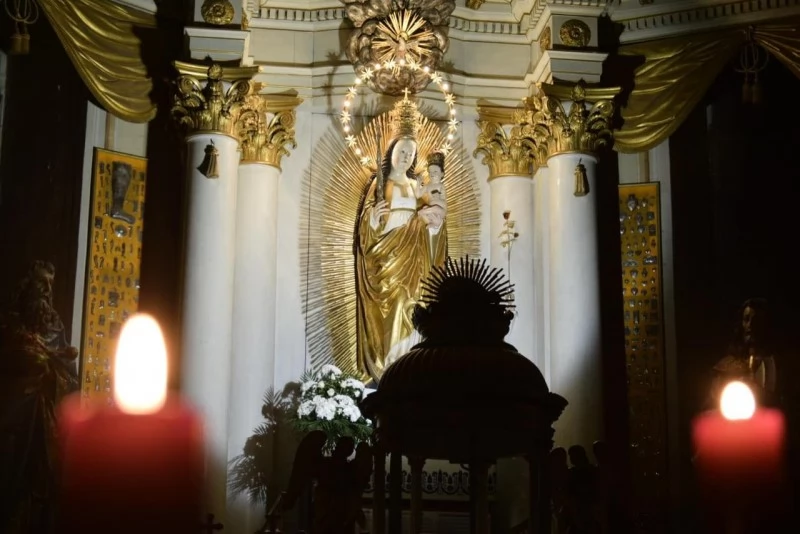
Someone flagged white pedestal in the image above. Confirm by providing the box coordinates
[180,132,239,521]
[227,162,281,532]
[547,153,603,451]
[488,175,535,361]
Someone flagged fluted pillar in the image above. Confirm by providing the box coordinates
[172,62,258,523]
[528,81,617,451]
[227,93,301,533]
[474,107,537,364]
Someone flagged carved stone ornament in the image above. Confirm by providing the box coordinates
[540,26,552,53]
[201,0,235,25]
[171,63,257,137]
[341,1,455,95]
[559,19,591,48]
[526,81,617,160]
[236,93,302,169]
[466,0,485,8]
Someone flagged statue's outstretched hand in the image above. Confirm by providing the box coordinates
[370,200,389,229]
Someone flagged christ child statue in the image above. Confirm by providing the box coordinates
[417,151,447,231]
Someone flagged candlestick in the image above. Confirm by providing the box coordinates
[59,314,204,534]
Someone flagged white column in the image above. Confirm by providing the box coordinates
[181,132,239,521]
[532,165,550,384]
[227,161,281,532]
[488,174,535,360]
[547,153,603,451]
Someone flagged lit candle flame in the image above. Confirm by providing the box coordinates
[720,381,756,421]
[114,314,168,414]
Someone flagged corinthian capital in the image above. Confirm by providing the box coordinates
[474,101,538,179]
[236,93,302,169]
[171,61,259,137]
[525,81,619,160]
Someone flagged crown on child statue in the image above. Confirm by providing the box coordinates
[427,151,445,169]
[391,91,421,140]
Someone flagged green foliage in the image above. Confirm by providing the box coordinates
[228,385,301,505]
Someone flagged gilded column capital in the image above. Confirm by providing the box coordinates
[236,93,303,169]
[525,81,620,161]
[171,61,259,138]
[473,101,538,180]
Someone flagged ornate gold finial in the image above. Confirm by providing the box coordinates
[391,92,421,140]
[525,81,618,160]
[236,93,303,169]
[171,63,257,137]
[574,159,589,196]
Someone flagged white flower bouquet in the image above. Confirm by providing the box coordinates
[293,364,373,450]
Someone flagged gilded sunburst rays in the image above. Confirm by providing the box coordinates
[373,10,437,67]
[300,114,481,379]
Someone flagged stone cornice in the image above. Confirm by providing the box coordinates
[609,0,800,43]
[248,4,528,42]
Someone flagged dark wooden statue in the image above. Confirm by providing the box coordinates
[712,298,777,406]
[0,261,79,533]
[283,431,373,534]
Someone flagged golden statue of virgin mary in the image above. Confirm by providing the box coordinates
[355,96,448,380]
[299,95,479,383]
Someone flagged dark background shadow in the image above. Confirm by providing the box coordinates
[669,57,800,531]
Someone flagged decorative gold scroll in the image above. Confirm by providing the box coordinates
[39,0,157,123]
[79,149,147,406]
[618,183,667,527]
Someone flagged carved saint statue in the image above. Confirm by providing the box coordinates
[355,96,448,381]
[0,261,79,534]
[712,298,777,405]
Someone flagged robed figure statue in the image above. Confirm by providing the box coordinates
[355,96,448,381]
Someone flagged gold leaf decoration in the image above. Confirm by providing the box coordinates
[300,114,481,377]
[201,0,235,26]
[528,82,616,159]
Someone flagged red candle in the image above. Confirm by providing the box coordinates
[58,314,204,534]
[692,381,785,504]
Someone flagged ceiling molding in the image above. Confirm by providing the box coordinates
[249,4,527,40]
[610,0,800,43]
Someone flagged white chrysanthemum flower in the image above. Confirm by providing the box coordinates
[320,364,342,376]
[343,378,365,390]
[298,401,313,417]
[327,388,336,397]
[334,394,354,406]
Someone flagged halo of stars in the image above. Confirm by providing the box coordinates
[340,59,460,168]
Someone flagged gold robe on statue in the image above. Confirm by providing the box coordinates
[356,179,447,380]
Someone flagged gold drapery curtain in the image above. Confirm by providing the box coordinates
[39,0,157,123]
[616,20,800,153]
